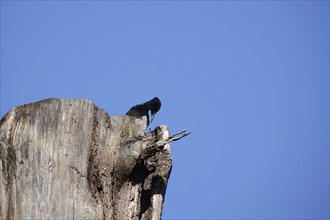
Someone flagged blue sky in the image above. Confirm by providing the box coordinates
[1,1,329,219]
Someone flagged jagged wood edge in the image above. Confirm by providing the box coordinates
[140,130,191,160]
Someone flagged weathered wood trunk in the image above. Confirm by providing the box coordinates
[0,98,172,219]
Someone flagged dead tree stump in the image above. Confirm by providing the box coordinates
[0,98,178,219]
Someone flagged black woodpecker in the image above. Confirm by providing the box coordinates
[126,97,161,127]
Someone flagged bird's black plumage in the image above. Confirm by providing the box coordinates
[126,97,161,127]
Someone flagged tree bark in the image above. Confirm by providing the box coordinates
[0,98,173,219]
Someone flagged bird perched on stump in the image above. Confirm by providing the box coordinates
[126,97,161,127]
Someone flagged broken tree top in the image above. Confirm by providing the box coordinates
[0,98,190,220]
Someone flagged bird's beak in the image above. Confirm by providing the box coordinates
[150,112,156,124]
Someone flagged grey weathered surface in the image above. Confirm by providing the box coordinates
[0,98,172,219]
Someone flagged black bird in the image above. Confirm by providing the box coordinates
[126,97,161,127]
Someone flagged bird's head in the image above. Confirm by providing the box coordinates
[149,97,161,124]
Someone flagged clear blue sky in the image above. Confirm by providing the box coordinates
[1,1,329,219]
